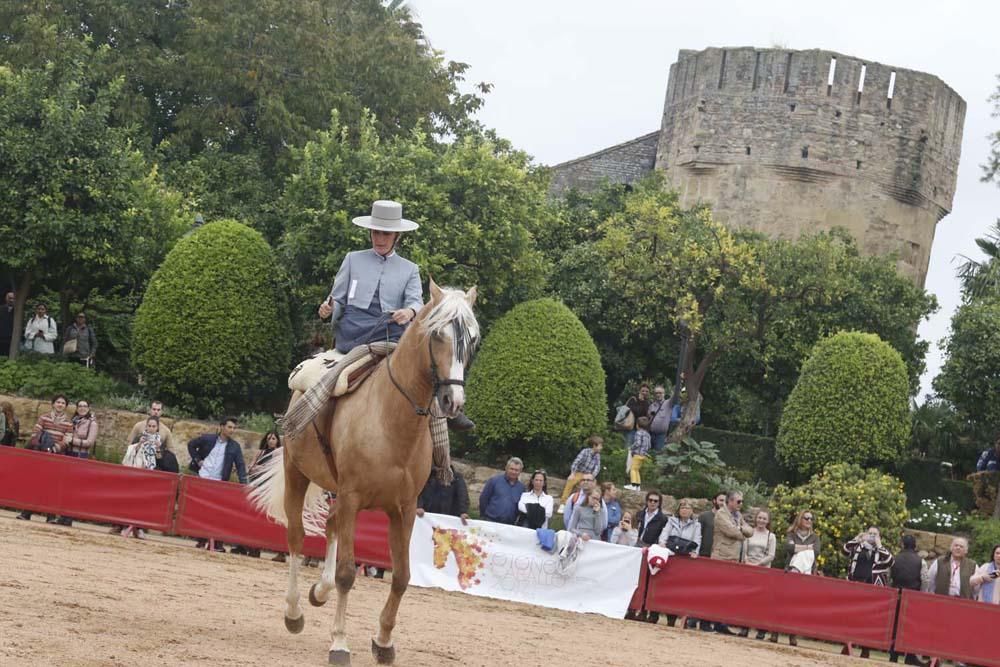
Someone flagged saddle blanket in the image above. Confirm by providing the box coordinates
[288,348,381,396]
[282,342,393,439]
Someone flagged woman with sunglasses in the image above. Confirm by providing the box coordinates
[768,509,821,645]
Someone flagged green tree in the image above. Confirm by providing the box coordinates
[934,299,1000,436]
[575,180,767,442]
[280,113,553,331]
[0,1,489,236]
[771,464,909,577]
[984,74,1000,186]
[777,332,911,475]
[132,220,293,416]
[465,299,606,460]
[955,220,1000,299]
[0,40,186,358]
[552,182,934,437]
[706,229,935,434]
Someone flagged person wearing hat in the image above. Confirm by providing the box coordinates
[317,200,474,431]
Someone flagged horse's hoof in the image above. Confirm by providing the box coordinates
[309,582,327,607]
[371,639,395,665]
[328,649,352,666]
[284,614,304,634]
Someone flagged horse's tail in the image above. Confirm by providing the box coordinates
[246,447,326,532]
[247,448,289,525]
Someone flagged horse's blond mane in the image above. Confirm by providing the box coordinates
[421,287,479,364]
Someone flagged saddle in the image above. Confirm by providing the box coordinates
[288,348,385,397]
[282,342,395,439]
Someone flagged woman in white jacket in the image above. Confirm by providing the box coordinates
[517,470,554,529]
[23,304,58,354]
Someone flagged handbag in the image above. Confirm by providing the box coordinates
[664,534,698,555]
[63,337,78,355]
[614,405,635,431]
[28,430,57,453]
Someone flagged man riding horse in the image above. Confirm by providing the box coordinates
[252,201,481,664]
[315,200,473,462]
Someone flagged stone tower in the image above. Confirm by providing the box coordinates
[550,47,966,286]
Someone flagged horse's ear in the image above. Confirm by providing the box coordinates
[429,277,443,303]
[466,286,478,306]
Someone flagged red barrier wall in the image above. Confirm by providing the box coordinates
[628,548,649,612]
[895,588,1000,667]
[0,447,178,531]
[173,476,392,568]
[644,556,898,650]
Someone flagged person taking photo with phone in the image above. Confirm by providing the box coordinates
[971,543,1000,605]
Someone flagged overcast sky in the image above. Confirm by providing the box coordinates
[411,0,1000,399]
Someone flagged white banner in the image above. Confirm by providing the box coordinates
[409,513,643,619]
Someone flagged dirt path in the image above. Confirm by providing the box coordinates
[0,515,860,666]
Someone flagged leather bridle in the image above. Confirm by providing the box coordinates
[373,318,465,418]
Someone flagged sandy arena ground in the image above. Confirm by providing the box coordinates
[0,513,862,666]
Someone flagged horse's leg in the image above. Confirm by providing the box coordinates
[329,493,359,666]
[310,503,338,606]
[283,462,310,634]
[371,502,415,665]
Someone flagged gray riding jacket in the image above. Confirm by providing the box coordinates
[328,249,424,350]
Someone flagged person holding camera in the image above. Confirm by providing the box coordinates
[971,543,1000,605]
[844,525,895,586]
[567,489,608,541]
[610,511,639,546]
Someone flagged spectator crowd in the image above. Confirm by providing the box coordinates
[1,293,98,365]
[4,377,1000,666]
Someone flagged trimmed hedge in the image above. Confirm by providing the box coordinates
[132,220,293,416]
[466,298,606,456]
[777,332,910,475]
[0,358,132,403]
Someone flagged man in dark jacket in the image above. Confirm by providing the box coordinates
[889,535,927,665]
[187,417,246,553]
[698,492,727,557]
[635,491,668,547]
[891,534,924,591]
[416,466,469,523]
[187,417,247,484]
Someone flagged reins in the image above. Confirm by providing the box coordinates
[371,313,464,419]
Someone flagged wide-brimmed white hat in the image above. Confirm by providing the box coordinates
[352,200,419,232]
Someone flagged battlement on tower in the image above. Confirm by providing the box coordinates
[658,47,965,216]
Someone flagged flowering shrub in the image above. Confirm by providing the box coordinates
[906,497,964,532]
[771,463,909,577]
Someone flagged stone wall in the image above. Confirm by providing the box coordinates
[1,394,266,472]
[548,131,659,197]
[903,528,965,561]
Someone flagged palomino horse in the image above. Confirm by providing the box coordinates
[249,281,478,666]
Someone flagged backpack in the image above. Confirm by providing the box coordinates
[649,399,672,434]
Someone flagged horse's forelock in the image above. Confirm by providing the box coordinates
[422,287,479,363]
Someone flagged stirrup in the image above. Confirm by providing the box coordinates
[447,412,475,432]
